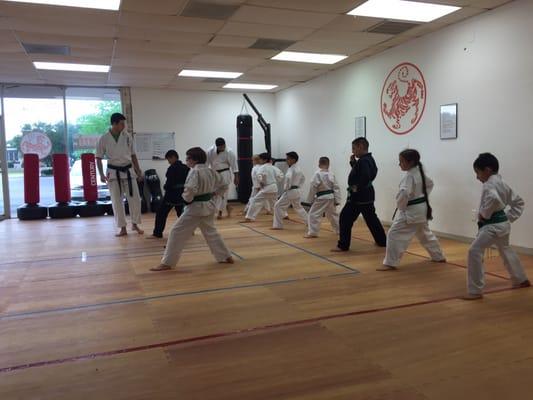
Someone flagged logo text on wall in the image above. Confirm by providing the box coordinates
[381,62,426,135]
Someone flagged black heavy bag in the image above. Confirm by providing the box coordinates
[237,114,253,203]
[144,169,163,212]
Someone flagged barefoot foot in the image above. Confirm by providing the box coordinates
[132,225,144,235]
[150,264,172,272]
[115,228,127,237]
[376,265,397,271]
[461,293,483,300]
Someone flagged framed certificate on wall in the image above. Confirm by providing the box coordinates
[440,103,458,140]
[355,116,366,138]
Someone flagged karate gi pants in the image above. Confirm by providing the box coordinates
[467,222,528,294]
[108,178,141,229]
[307,198,339,236]
[273,191,308,229]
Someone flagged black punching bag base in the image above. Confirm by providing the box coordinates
[101,201,114,216]
[17,204,48,220]
[78,201,107,218]
[48,202,80,219]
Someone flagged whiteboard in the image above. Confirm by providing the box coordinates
[134,132,175,160]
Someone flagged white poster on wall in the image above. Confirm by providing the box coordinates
[135,132,175,160]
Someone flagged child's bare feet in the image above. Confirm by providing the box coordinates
[432,258,447,263]
[330,247,347,252]
[150,264,172,272]
[146,235,162,240]
[303,234,318,239]
[461,293,483,300]
[513,279,531,289]
[132,224,144,235]
[271,227,283,230]
[220,256,234,264]
[217,211,223,220]
[115,228,127,237]
[376,265,397,271]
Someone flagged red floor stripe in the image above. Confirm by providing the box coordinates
[0,285,521,374]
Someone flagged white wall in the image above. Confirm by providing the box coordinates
[131,88,276,199]
[275,0,533,248]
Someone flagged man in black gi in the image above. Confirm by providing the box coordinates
[332,137,387,252]
[149,150,190,239]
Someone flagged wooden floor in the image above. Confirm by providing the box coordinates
[0,207,532,399]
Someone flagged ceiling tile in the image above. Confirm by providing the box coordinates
[321,15,385,32]
[120,0,189,15]
[117,26,213,45]
[218,22,315,41]
[207,35,258,48]
[118,11,224,34]
[230,5,338,28]
[245,0,366,14]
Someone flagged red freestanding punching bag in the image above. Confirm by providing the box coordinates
[78,153,105,217]
[81,153,98,202]
[17,153,48,220]
[23,153,40,205]
[48,154,80,219]
[53,154,71,204]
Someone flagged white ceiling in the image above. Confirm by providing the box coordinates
[0,0,513,92]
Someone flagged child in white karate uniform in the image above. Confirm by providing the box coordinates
[243,155,272,216]
[379,149,446,271]
[304,157,341,238]
[150,147,234,271]
[243,153,283,222]
[272,151,308,230]
[463,153,530,300]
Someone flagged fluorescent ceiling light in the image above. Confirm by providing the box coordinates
[3,0,121,10]
[271,51,347,65]
[224,83,278,91]
[347,0,460,23]
[33,62,110,73]
[178,70,243,79]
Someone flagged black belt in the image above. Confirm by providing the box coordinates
[289,186,299,190]
[108,163,133,196]
[217,168,230,173]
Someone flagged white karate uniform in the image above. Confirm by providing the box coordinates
[383,167,445,267]
[96,130,141,229]
[467,174,528,295]
[244,164,272,214]
[245,163,283,220]
[273,164,308,229]
[306,169,341,236]
[206,146,238,215]
[161,164,232,267]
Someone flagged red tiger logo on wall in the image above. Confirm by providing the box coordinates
[381,62,427,135]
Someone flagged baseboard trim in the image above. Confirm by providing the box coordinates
[382,220,533,256]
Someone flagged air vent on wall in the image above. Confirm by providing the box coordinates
[22,43,70,55]
[249,39,296,51]
[181,1,239,20]
[203,78,233,83]
[367,21,419,35]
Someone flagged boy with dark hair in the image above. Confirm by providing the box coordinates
[148,150,190,239]
[273,151,308,230]
[464,152,530,299]
[151,147,234,271]
[332,137,387,251]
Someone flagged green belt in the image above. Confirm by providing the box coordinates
[407,197,426,206]
[478,210,508,229]
[317,190,334,197]
[289,186,299,190]
[192,193,213,202]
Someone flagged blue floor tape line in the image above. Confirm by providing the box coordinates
[239,223,360,274]
[0,271,357,321]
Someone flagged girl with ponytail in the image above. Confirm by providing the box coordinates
[378,149,446,271]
